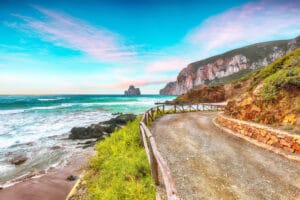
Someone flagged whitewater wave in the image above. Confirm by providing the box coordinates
[81,101,154,107]
[38,97,65,101]
[0,103,77,115]
[29,103,76,111]
[0,109,25,115]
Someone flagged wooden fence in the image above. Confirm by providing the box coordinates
[139,103,225,200]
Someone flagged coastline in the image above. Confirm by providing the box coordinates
[0,147,93,200]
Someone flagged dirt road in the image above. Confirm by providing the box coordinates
[151,112,300,200]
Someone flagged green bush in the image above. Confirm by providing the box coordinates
[84,117,155,200]
[261,67,300,100]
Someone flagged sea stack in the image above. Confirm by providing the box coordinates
[124,85,141,95]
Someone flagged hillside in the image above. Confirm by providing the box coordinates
[173,69,254,104]
[160,36,300,95]
[225,48,300,134]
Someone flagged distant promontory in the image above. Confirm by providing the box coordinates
[124,85,141,95]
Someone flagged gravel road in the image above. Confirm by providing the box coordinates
[151,112,300,200]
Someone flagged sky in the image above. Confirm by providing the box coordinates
[0,0,300,94]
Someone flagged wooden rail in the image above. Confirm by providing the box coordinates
[139,103,225,200]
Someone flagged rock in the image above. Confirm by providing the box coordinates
[66,175,78,181]
[0,187,3,190]
[105,114,136,125]
[77,140,96,149]
[69,126,103,140]
[69,114,137,140]
[124,85,141,95]
[50,145,61,150]
[24,142,34,146]
[10,155,28,165]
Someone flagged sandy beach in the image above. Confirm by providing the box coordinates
[0,148,93,200]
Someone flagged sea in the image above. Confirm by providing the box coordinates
[0,94,175,187]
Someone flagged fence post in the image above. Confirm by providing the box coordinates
[139,125,143,146]
[174,105,176,113]
[162,105,165,113]
[149,142,159,185]
[146,113,149,126]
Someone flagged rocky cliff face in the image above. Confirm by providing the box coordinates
[124,85,141,95]
[160,36,300,95]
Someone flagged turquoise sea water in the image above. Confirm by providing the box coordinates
[0,95,175,186]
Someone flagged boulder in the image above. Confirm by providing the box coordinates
[69,126,104,139]
[50,145,61,150]
[66,175,78,181]
[105,114,137,125]
[69,114,137,140]
[10,155,28,165]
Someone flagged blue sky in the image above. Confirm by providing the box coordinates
[0,0,300,94]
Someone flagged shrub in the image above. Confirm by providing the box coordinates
[261,67,300,100]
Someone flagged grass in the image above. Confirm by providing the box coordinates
[84,117,156,200]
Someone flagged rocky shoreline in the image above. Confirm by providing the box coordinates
[0,113,137,200]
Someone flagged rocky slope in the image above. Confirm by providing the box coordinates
[225,48,300,134]
[160,36,300,95]
[173,78,252,104]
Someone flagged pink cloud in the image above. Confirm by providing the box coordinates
[14,6,136,62]
[145,58,187,73]
[187,0,300,52]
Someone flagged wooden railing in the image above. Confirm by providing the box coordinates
[139,103,225,200]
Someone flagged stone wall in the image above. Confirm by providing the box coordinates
[216,114,300,155]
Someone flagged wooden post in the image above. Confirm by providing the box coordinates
[162,105,165,113]
[149,142,159,185]
[174,105,176,113]
[139,125,143,146]
[146,113,149,126]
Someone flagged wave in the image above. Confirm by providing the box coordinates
[0,103,76,115]
[0,109,25,115]
[38,98,65,101]
[81,101,154,107]
[28,103,75,111]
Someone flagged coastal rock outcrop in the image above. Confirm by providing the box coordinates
[160,36,300,95]
[69,114,136,140]
[124,85,141,95]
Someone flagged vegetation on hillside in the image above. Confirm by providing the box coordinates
[73,118,155,200]
[251,48,300,100]
[226,48,300,134]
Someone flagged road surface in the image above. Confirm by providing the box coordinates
[151,112,300,200]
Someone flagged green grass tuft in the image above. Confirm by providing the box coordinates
[84,117,155,200]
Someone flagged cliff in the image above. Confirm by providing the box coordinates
[124,85,141,95]
[160,36,300,95]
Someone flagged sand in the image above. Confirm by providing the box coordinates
[0,148,93,200]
